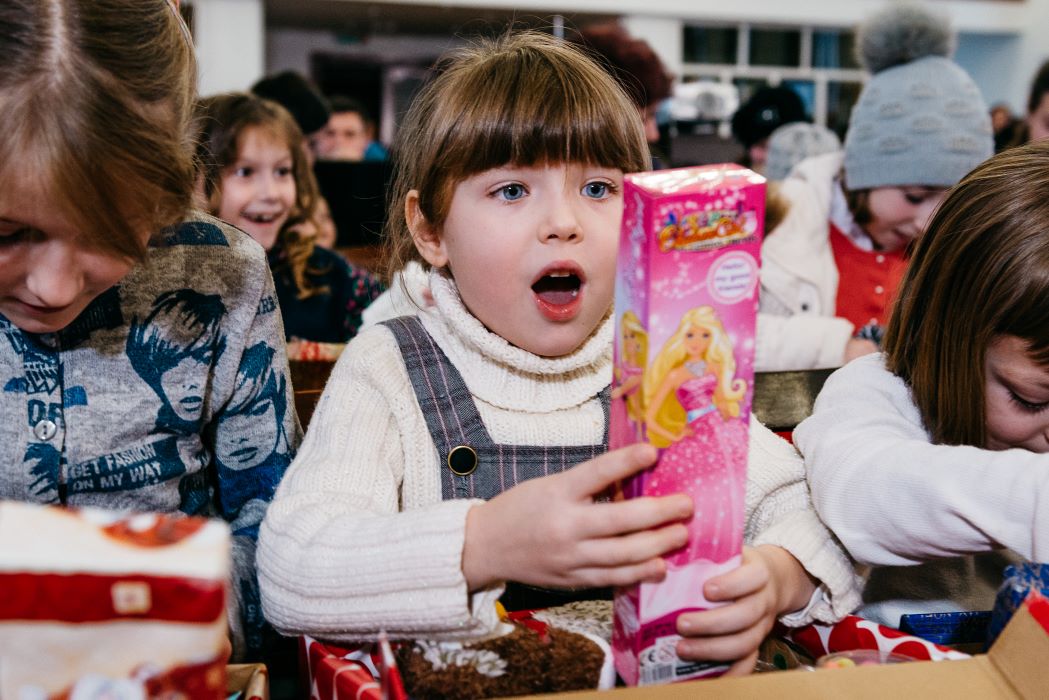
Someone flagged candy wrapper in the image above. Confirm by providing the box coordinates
[0,501,230,698]
[610,165,764,685]
[986,561,1049,647]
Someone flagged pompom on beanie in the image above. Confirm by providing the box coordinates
[843,4,993,190]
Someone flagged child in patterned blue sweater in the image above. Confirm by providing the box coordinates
[0,0,299,660]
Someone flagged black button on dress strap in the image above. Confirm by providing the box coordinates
[447,445,478,476]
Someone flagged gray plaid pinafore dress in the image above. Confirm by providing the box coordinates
[382,316,612,610]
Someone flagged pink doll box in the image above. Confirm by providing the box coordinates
[610,165,765,686]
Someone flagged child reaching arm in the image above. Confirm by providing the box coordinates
[796,141,1049,622]
[257,32,859,673]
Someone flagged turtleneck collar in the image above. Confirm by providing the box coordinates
[418,270,613,413]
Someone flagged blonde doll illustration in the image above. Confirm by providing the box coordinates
[643,306,748,567]
[611,311,648,442]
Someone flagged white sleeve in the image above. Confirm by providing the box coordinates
[257,328,503,642]
[755,312,854,372]
[795,353,1049,566]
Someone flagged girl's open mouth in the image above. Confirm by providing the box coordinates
[244,211,283,224]
[532,264,585,321]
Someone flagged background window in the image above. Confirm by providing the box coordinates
[827,80,863,138]
[732,77,769,105]
[813,30,859,69]
[683,25,738,64]
[749,28,801,67]
[784,79,816,118]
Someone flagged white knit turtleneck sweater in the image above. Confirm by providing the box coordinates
[258,272,861,643]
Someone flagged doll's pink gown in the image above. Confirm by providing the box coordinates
[644,361,747,567]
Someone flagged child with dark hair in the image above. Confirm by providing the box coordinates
[798,140,1049,624]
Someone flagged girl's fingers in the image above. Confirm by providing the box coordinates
[675,623,767,663]
[582,494,693,538]
[564,444,659,498]
[677,593,767,637]
[576,523,690,567]
[703,561,768,602]
[569,557,667,588]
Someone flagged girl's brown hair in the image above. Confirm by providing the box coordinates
[0,0,196,261]
[195,92,326,300]
[884,139,1049,446]
[382,31,651,280]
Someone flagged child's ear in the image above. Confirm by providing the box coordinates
[406,190,448,268]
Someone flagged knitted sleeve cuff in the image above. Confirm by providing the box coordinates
[752,508,863,626]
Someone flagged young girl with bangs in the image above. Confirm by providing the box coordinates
[0,0,297,660]
[796,140,1049,625]
[195,93,384,343]
[258,31,860,676]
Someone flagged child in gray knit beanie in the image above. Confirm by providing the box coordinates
[755,4,993,372]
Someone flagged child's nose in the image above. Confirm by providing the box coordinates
[257,174,280,199]
[26,242,85,307]
[539,195,583,242]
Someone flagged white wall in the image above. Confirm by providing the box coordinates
[955,32,1023,112]
[193,0,266,94]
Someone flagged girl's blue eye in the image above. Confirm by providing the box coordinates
[1009,389,1049,413]
[276,166,293,177]
[235,167,253,178]
[583,181,611,199]
[497,184,526,201]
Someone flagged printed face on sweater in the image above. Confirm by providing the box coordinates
[218,126,296,251]
[863,186,947,253]
[984,335,1049,452]
[0,179,143,334]
[412,163,622,357]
